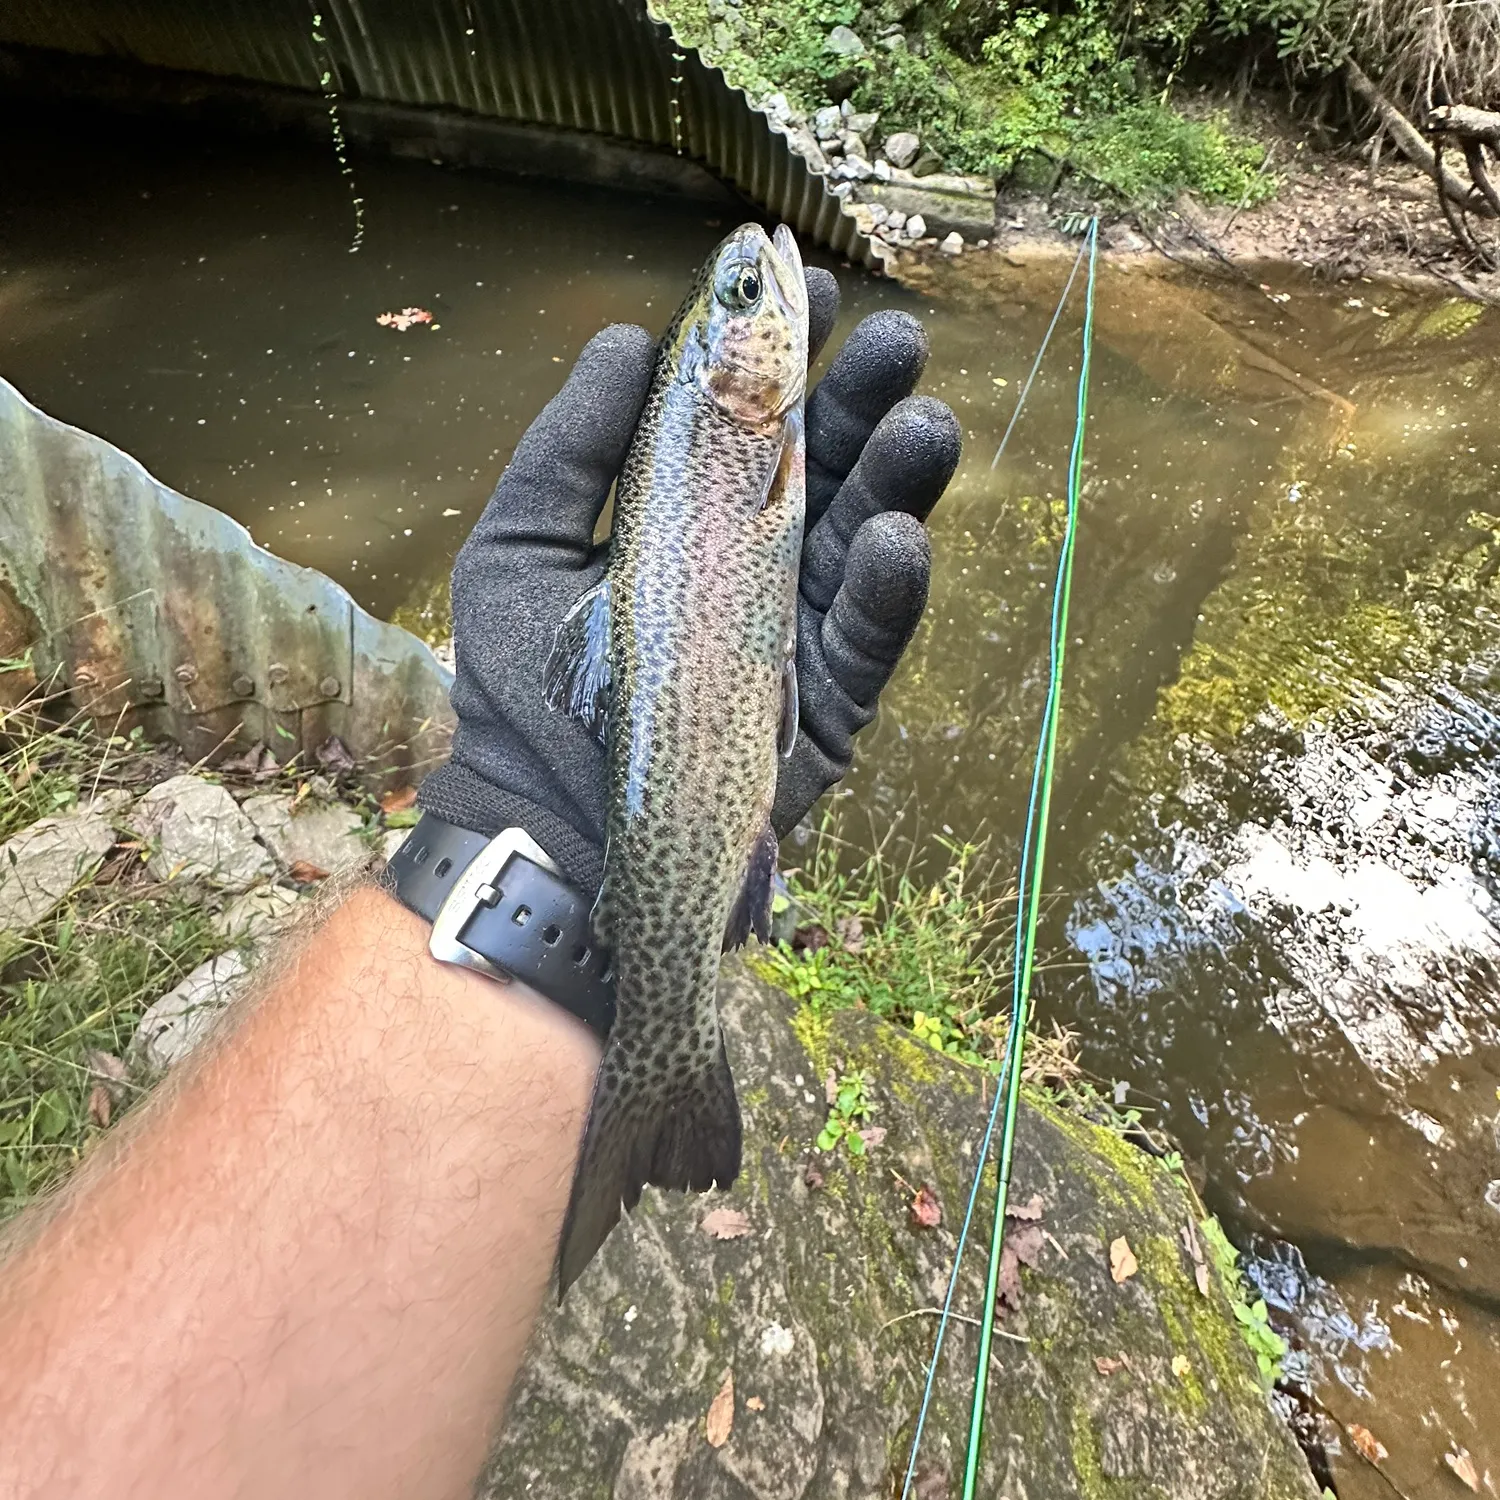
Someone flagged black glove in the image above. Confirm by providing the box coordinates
[417,269,962,893]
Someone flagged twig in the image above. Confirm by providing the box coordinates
[879,1308,1030,1344]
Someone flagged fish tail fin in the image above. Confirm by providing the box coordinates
[557,1033,741,1299]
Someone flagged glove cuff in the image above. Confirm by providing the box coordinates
[416,761,605,894]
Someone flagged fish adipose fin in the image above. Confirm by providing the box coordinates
[542,579,611,739]
[723,822,778,952]
[557,1033,742,1297]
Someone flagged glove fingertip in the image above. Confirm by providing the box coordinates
[844,511,932,635]
[806,268,840,364]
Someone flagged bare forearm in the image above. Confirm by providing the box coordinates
[0,885,597,1500]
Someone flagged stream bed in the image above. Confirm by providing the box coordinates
[5,101,1500,1498]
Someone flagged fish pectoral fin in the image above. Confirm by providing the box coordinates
[542,579,611,740]
[557,1031,742,1299]
[723,822,779,952]
[779,653,799,759]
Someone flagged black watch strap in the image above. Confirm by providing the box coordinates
[383,813,615,1040]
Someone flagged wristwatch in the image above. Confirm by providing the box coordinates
[383,813,616,1039]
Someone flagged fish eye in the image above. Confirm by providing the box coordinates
[717,261,764,310]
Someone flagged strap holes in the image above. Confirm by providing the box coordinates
[512,904,532,926]
[413,845,429,865]
[571,943,591,966]
[599,961,614,984]
[433,856,453,879]
[541,923,562,945]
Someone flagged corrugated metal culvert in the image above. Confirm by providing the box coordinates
[0,0,874,266]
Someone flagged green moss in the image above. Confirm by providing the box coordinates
[788,1002,833,1077]
[719,1273,736,1306]
[1069,1402,1109,1500]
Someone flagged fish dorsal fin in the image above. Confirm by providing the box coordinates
[542,579,611,741]
[723,822,779,952]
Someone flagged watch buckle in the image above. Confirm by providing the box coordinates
[428,827,563,982]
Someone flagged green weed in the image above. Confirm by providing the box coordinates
[815,1067,875,1156]
[1199,1213,1288,1386]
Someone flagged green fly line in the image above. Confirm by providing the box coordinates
[899,215,1100,1499]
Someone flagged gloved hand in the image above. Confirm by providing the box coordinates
[417,268,962,894]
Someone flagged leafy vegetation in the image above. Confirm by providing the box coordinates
[815,1066,876,1155]
[1199,1213,1289,1386]
[654,0,1277,205]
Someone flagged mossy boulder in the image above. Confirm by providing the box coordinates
[483,966,1316,1499]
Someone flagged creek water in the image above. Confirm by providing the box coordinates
[6,103,1500,1497]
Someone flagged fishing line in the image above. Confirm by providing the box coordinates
[898,217,1100,1500]
[989,233,1091,471]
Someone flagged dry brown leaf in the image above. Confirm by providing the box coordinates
[1011,1222,1045,1268]
[913,1467,949,1500]
[86,1083,112,1129]
[1094,1355,1125,1375]
[700,1207,753,1241]
[858,1126,887,1150]
[1348,1424,1388,1465]
[1194,1262,1211,1298]
[705,1368,734,1449]
[803,1163,825,1191]
[745,1396,765,1413]
[824,1068,838,1105]
[1445,1449,1480,1491]
[380,784,418,813]
[910,1185,942,1229]
[997,1224,1047,1313]
[287,860,330,883]
[1180,1221,1205,1264]
[86,1050,129,1102]
[1109,1236,1139,1283]
[376,307,435,331]
[1171,1354,1191,1380]
[1008,1193,1045,1221]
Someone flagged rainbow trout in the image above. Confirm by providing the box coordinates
[545,223,809,1293]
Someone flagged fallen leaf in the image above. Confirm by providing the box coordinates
[700,1207,753,1241]
[803,1163,825,1190]
[836,914,865,953]
[220,743,278,778]
[705,1368,734,1448]
[1348,1424,1388,1465]
[376,306,435,331]
[1171,1354,1190,1379]
[1008,1193,1044,1221]
[745,1396,765,1413]
[997,1224,1046,1312]
[287,860,330,883]
[86,1084,112,1128]
[85,1050,129,1102]
[1445,1448,1480,1491]
[824,1068,838,1105]
[380,784,418,813]
[1095,1355,1125,1375]
[1180,1221,1205,1264]
[315,736,356,772]
[913,1467,949,1500]
[1194,1262,1211,1297]
[858,1126,887,1150]
[1109,1236,1138,1284]
[910,1185,942,1229]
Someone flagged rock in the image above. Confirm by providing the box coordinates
[832,155,873,183]
[863,173,996,240]
[868,203,889,225]
[883,130,921,169]
[823,24,865,57]
[812,105,841,141]
[129,775,275,892]
[840,132,867,161]
[911,148,944,177]
[1104,222,1151,253]
[482,968,1319,1499]
[213,883,302,943]
[241,792,369,877]
[844,110,880,138]
[379,827,410,865]
[872,158,892,182]
[782,126,827,172]
[0,794,127,933]
[130,951,251,1074]
[905,212,927,240]
[879,30,907,51]
[940,230,965,255]
[885,209,907,232]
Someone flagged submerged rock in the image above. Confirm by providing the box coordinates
[129,774,275,892]
[483,968,1315,1499]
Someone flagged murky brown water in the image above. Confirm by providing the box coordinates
[6,102,1500,1496]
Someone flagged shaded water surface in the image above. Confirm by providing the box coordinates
[6,105,1500,1497]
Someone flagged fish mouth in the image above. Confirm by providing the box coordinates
[767,223,808,327]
